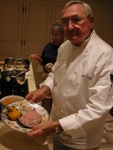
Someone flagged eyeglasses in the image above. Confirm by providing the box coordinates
[61,16,85,27]
[51,34,62,38]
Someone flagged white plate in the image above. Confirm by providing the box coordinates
[1,97,49,133]
[0,95,24,104]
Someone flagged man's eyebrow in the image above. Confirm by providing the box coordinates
[62,15,78,20]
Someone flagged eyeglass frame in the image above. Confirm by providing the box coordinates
[51,33,63,38]
[61,15,87,27]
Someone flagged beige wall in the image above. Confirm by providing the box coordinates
[0,0,113,86]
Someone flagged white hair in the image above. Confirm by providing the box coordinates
[62,0,93,18]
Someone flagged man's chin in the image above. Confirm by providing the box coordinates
[68,36,82,46]
[70,39,80,46]
[69,36,78,42]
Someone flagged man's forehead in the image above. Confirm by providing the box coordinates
[61,4,86,19]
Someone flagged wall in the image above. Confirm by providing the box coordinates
[0,0,113,86]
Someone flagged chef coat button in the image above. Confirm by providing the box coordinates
[74,70,77,74]
[66,89,69,94]
[85,49,88,53]
[61,110,64,113]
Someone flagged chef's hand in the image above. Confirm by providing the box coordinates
[27,121,55,138]
[25,85,51,103]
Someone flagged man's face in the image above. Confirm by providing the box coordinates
[61,4,93,46]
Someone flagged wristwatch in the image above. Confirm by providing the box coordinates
[54,120,62,134]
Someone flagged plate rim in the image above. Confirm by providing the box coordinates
[1,98,49,132]
[0,95,24,102]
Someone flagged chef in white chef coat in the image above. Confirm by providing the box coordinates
[25,1,113,150]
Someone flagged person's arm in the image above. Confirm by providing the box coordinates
[25,85,51,103]
[27,120,63,138]
[0,61,4,66]
[59,66,113,140]
[29,54,43,65]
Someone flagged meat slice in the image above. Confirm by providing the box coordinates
[18,108,42,128]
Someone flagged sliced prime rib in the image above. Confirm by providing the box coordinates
[18,108,42,128]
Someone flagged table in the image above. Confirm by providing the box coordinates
[26,63,36,92]
[0,63,50,150]
[0,122,49,150]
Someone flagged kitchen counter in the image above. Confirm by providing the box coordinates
[26,63,36,92]
[0,63,50,150]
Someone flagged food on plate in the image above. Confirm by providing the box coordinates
[1,99,48,132]
[18,108,42,128]
[7,106,21,121]
[2,98,22,106]
[19,99,32,114]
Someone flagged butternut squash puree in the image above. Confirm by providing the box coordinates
[7,106,21,121]
[2,98,21,106]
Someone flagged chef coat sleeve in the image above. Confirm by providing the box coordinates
[59,66,113,139]
[39,71,54,92]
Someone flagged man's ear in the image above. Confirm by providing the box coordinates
[90,15,94,23]
[89,15,94,28]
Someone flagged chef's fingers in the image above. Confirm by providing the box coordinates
[25,90,37,101]
[27,128,50,138]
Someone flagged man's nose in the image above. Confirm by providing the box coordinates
[52,36,57,40]
[68,20,75,29]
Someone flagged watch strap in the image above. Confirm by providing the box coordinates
[54,120,62,134]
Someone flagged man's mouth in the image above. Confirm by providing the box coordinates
[68,29,80,37]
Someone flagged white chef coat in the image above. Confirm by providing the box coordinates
[40,30,113,149]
